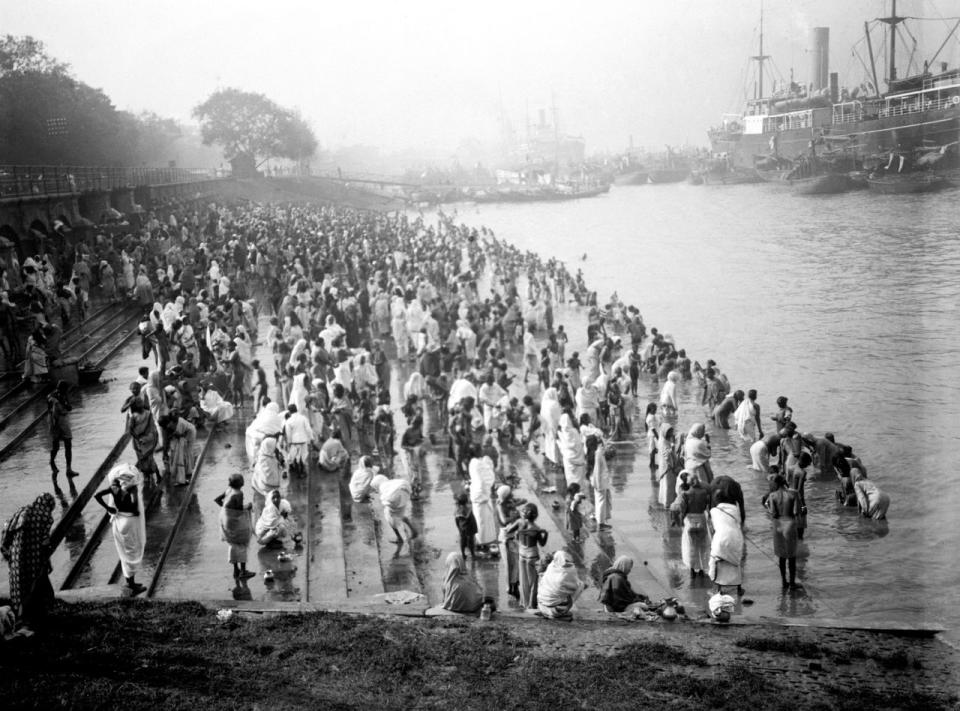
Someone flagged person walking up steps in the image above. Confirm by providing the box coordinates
[48,380,79,490]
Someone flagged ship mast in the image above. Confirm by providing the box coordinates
[878,0,906,83]
[751,0,771,100]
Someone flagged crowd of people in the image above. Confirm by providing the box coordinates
[0,192,890,629]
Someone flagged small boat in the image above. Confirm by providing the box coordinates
[78,365,105,386]
[48,358,104,387]
[866,173,950,194]
[789,172,852,195]
[755,167,792,183]
[613,170,649,186]
[647,169,688,184]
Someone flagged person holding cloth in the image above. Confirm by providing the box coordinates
[94,463,147,596]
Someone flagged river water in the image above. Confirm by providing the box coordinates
[441,182,960,639]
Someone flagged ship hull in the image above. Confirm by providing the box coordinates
[713,107,960,171]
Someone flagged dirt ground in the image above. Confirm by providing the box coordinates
[0,600,957,710]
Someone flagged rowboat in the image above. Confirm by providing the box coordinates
[866,173,950,194]
[789,172,852,195]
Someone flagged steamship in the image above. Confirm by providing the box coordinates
[709,1,960,174]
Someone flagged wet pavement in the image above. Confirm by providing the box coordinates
[3,288,927,630]
[0,317,145,597]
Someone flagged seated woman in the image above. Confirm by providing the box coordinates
[441,551,486,614]
[537,550,585,620]
[349,456,377,503]
[599,556,649,613]
[255,490,292,547]
[201,385,235,425]
[854,472,890,520]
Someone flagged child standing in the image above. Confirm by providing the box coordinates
[565,483,586,542]
[509,503,548,610]
[644,403,662,470]
[252,360,268,412]
[215,473,254,580]
[538,348,551,389]
[454,492,478,559]
[556,325,568,363]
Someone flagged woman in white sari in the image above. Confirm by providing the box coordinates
[235,327,254,396]
[468,447,499,550]
[404,372,427,402]
[390,291,409,360]
[287,371,309,416]
[734,389,761,442]
[709,500,744,595]
[540,388,562,469]
[121,251,135,291]
[245,401,283,462]
[658,370,680,417]
[94,463,146,596]
[255,490,291,546]
[251,435,283,498]
[288,338,309,370]
[557,411,587,490]
[537,551,585,619]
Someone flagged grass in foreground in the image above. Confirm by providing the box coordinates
[0,601,953,710]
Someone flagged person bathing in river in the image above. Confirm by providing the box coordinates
[750,429,781,473]
[771,396,793,432]
[658,371,679,419]
[644,402,662,470]
[854,471,890,520]
[712,390,744,429]
[764,474,801,589]
[734,389,763,441]
[700,367,724,410]
[657,425,681,509]
[683,423,714,484]
[678,471,712,577]
[787,451,811,539]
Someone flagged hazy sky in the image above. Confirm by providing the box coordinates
[3,1,959,155]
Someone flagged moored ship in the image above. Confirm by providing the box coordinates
[709,1,960,176]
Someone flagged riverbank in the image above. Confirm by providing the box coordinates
[1,598,956,710]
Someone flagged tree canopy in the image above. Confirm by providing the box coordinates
[0,34,69,77]
[193,88,317,176]
[0,35,186,166]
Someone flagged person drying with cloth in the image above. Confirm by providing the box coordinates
[94,463,147,596]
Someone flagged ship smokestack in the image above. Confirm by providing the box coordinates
[810,27,829,91]
[829,72,838,103]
